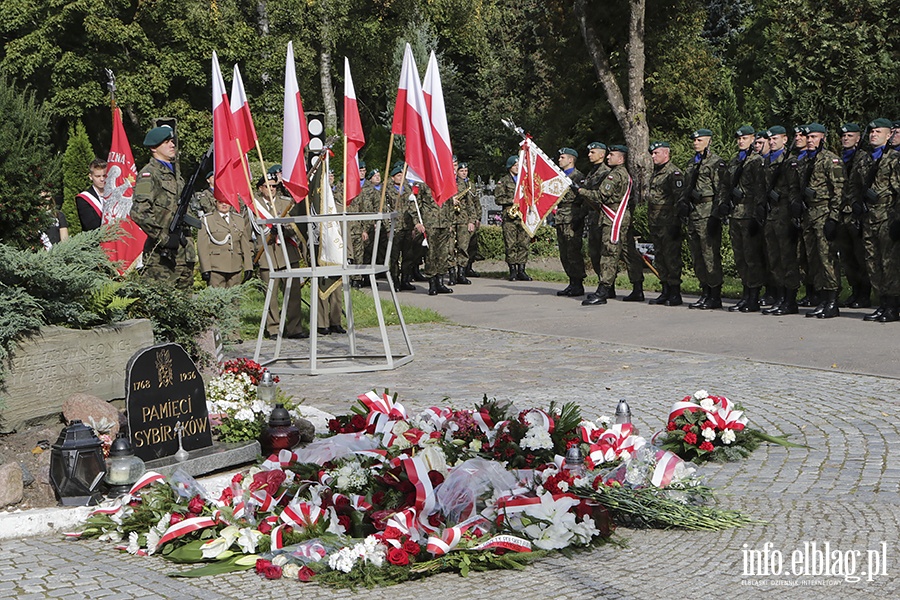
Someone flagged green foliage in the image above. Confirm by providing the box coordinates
[62,120,96,235]
[87,281,138,322]
[0,78,60,249]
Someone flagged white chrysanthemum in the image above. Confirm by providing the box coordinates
[699,397,715,411]
[282,563,300,579]
[272,554,289,566]
[125,531,141,555]
[234,408,255,422]
[720,429,736,445]
[145,529,161,555]
[693,390,709,400]
[521,428,553,451]
[702,427,716,441]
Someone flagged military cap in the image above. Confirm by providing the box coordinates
[648,141,670,152]
[893,120,900,129]
[367,168,380,179]
[735,125,756,137]
[587,142,607,151]
[806,123,827,134]
[766,126,787,136]
[206,171,215,179]
[506,155,519,169]
[458,162,469,170]
[558,147,579,158]
[869,118,892,129]
[690,128,713,139]
[840,123,861,133]
[452,154,458,162]
[267,164,282,174]
[755,130,768,139]
[142,125,174,147]
[389,165,403,177]
[256,176,268,187]
[608,144,628,154]
[266,172,278,181]
[358,160,366,169]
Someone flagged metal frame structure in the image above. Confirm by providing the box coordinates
[252,210,413,375]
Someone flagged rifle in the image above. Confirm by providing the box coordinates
[159,143,210,262]
[678,150,705,223]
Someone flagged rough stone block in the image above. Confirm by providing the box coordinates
[0,462,24,507]
[62,393,122,438]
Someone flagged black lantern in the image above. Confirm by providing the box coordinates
[49,420,107,506]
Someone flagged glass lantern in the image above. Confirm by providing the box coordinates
[258,370,277,404]
[614,399,632,425]
[565,444,586,477]
[104,434,146,497]
[49,420,107,506]
[260,403,300,456]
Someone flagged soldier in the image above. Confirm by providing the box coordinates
[792,126,817,308]
[449,162,477,285]
[76,159,107,231]
[419,179,454,295]
[197,196,252,289]
[194,171,216,217]
[574,145,633,306]
[463,171,483,279]
[797,123,844,319]
[858,119,899,322]
[313,171,346,335]
[761,126,802,315]
[494,156,532,281]
[130,126,197,290]
[385,165,426,291]
[646,141,685,306]
[836,123,871,308]
[349,168,381,289]
[717,125,767,313]
[681,129,726,310]
[582,143,610,298]
[554,148,586,297]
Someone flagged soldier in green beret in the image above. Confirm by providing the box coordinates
[582,143,611,298]
[834,122,871,309]
[130,125,197,290]
[495,155,532,281]
[646,141,686,305]
[449,161,477,285]
[419,178,455,295]
[555,147,586,296]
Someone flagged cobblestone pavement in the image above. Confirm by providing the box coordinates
[2,317,899,599]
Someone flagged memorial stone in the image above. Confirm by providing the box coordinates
[125,343,212,461]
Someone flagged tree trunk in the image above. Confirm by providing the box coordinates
[320,49,337,132]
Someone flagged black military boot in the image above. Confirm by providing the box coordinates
[878,296,899,322]
[665,284,683,306]
[607,285,617,300]
[428,276,439,296]
[557,282,574,297]
[759,285,776,307]
[413,265,428,282]
[436,275,453,294]
[850,284,872,308]
[740,287,761,313]
[508,264,518,281]
[773,288,799,315]
[798,284,817,307]
[806,294,830,318]
[465,260,480,278]
[689,284,710,309]
[398,272,416,292]
[456,266,471,285]
[729,285,749,312]
[582,284,609,306]
[622,282,645,302]
[863,298,885,322]
[447,267,458,286]
[817,290,840,319]
[649,283,670,305]
[517,264,532,281]
[700,285,722,309]
[763,286,786,315]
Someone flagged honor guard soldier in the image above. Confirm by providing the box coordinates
[385,165,427,291]
[76,159,107,231]
[681,129,726,309]
[130,125,197,290]
[582,143,611,298]
[197,196,252,289]
[194,171,217,217]
[554,147,586,297]
[646,141,685,306]
[836,123,871,308]
[449,161,477,285]
[495,156,532,281]
[419,180,454,295]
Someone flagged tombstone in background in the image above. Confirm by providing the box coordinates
[125,343,212,461]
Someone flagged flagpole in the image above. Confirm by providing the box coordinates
[234,138,258,213]
[252,140,276,215]
[379,133,395,214]
[342,136,348,214]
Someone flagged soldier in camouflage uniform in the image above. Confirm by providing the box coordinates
[835,123,871,308]
[449,162,477,285]
[681,129,726,310]
[761,126,802,315]
[385,166,426,291]
[495,156,532,281]
[796,123,844,319]
[194,172,216,217]
[582,143,610,296]
[717,125,768,313]
[791,126,818,307]
[646,141,685,306]
[419,182,453,295]
[348,169,381,289]
[130,126,196,291]
[554,147,586,297]
[575,145,633,306]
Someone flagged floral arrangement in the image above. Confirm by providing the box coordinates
[74,390,760,589]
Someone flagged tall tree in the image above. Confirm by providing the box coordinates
[62,121,97,235]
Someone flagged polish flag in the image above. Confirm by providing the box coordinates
[391,44,441,198]
[230,64,258,155]
[343,57,365,203]
[422,51,455,205]
[211,51,242,212]
[282,41,309,202]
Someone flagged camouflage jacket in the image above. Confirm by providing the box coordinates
[646,161,685,210]
[554,167,585,224]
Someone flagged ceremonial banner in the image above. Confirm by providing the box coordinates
[101,107,145,273]
[343,58,365,204]
[229,64,258,153]
[211,52,247,212]
[422,51,455,205]
[282,41,310,202]
[315,152,344,299]
[391,44,441,193]
[513,137,572,237]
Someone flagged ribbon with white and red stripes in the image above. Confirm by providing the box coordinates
[418,406,453,431]
[585,423,644,468]
[261,449,299,470]
[425,515,489,556]
[292,540,328,561]
[157,515,219,546]
[523,409,555,433]
[280,501,323,529]
[401,456,437,533]
[650,449,684,488]
[598,175,633,243]
[386,507,419,540]
[129,471,166,495]
[472,534,532,553]
[359,391,407,420]
[579,421,604,444]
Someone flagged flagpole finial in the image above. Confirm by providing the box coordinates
[105,69,116,106]
[501,118,525,139]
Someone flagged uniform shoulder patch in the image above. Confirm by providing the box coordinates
[832,158,840,164]
[607,175,614,179]
[141,172,151,178]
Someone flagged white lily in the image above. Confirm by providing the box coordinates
[200,525,240,559]
[236,528,262,554]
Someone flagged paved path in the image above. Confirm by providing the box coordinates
[2,276,899,599]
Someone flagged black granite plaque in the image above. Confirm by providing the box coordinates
[125,343,212,461]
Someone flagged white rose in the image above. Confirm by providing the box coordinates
[720,429,736,445]
[699,398,715,411]
[693,390,709,400]
[702,427,716,441]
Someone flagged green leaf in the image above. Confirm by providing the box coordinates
[168,555,255,578]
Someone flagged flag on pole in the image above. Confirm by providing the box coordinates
[212,51,243,212]
[422,51,455,205]
[230,64,258,153]
[391,44,441,195]
[343,57,365,203]
[101,107,146,273]
[513,137,573,237]
[282,41,309,202]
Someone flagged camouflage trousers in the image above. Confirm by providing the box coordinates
[801,205,839,292]
[316,278,343,328]
[595,207,641,287]
[835,212,868,289]
[141,250,195,292]
[686,201,723,287]
[467,225,481,264]
[390,228,427,281]
[423,227,452,278]
[648,207,683,285]
[863,205,893,297]
[763,205,801,290]
[449,223,472,268]
[586,211,602,276]
[730,218,767,289]
[556,219,586,283]
[502,216,530,265]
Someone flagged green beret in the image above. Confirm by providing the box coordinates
[558,147,578,158]
[506,155,518,169]
[766,126,787,136]
[690,129,713,139]
[458,162,468,170]
[755,130,768,139]
[389,165,403,177]
[267,164,282,174]
[648,141,670,152]
[587,142,606,151]
[799,125,811,135]
[256,176,268,187]
[142,125,174,147]
[358,160,366,169]
[735,125,755,137]
[452,154,458,162]
[806,123,827,134]
[367,168,380,179]
[608,144,628,154]
[893,120,900,129]
[869,118,893,129]
[840,123,861,133]
[206,171,215,179]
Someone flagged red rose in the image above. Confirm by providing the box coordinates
[403,540,420,555]
[382,526,403,540]
[263,564,282,579]
[169,512,185,526]
[349,414,366,431]
[231,473,244,485]
[218,487,234,505]
[188,495,205,515]
[681,424,693,432]
[699,441,715,451]
[387,547,410,566]
[297,566,315,582]
[328,418,342,433]
[684,432,697,445]
[666,421,677,431]
[337,515,351,531]
[255,558,272,573]
[334,495,351,510]
[258,520,273,534]
[428,513,444,528]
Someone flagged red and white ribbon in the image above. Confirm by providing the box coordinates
[425,515,489,556]
[523,409,555,434]
[358,391,407,420]
[586,423,643,468]
[401,456,437,533]
[280,501,323,529]
[650,449,684,488]
[157,515,218,546]
[130,471,166,495]
[472,534,532,553]
[599,175,633,243]
[261,449,299,470]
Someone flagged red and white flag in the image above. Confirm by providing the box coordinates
[211,51,244,212]
[230,64,258,154]
[343,57,365,203]
[101,107,146,274]
[513,137,572,237]
[422,51,455,205]
[282,41,309,202]
[391,44,441,196]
